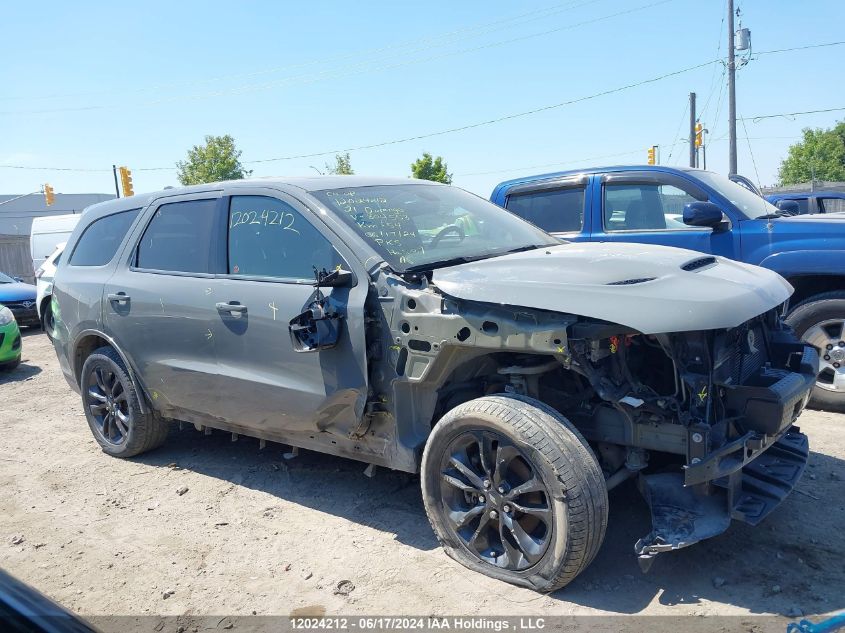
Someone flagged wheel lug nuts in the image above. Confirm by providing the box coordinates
[827,344,834,350]
[497,486,506,494]
[835,363,841,369]
[839,341,844,347]
[503,504,512,514]
[825,355,831,361]
[489,510,498,519]
[483,479,491,489]
[478,495,486,504]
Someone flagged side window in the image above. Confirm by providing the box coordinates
[227,196,341,280]
[505,188,585,233]
[136,199,218,273]
[69,209,140,266]
[603,183,702,231]
[820,198,845,214]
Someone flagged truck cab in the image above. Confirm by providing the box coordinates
[492,166,845,411]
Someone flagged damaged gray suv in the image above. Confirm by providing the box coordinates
[51,176,817,591]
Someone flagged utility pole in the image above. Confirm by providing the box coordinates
[727,0,738,176]
[112,164,121,198]
[689,92,697,168]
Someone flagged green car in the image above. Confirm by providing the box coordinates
[0,305,21,370]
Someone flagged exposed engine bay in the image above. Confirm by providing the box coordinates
[368,265,818,568]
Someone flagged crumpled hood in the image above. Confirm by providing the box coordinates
[0,282,37,302]
[433,242,792,334]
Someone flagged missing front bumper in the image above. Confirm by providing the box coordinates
[634,427,809,571]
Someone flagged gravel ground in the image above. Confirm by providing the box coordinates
[1,329,843,625]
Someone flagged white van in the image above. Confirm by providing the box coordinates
[30,214,80,272]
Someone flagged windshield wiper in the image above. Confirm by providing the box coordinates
[756,212,788,219]
[403,253,494,273]
[402,244,552,273]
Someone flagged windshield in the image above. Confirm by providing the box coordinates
[312,184,559,271]
[695,171,780,219]
[0,272,14,284]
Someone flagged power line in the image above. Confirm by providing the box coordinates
[242,59,715,165]
[754,41,845,56]
[0,96,838,175]
[0,0,606,104]
[0,0,667,117]
[741,106,845,122]
[739,114,761,187]
[665,100,689,165]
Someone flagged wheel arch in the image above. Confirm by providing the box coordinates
[71,329,150,414]
[785,275,845,312]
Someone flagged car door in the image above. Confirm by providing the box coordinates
[501,176,592,242]
[103,192,229,424]
[212,187,369,439]
[592,171,737,258]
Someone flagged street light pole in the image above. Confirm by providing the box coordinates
[727,0,738,176]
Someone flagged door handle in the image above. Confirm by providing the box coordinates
[216,301,247,315]
[108,292,130,304]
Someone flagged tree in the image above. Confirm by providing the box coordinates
[176,135,252,185]
[778,121,845,185]
[411,152,452,184]
[325,152,354,175]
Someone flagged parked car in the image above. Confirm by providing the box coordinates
[0,272,38,327]
[766,191,845,215]
[35,242,65,334]
[30,214,80,273]
[0,305,22,370]
[51,177,815,591]
[492,166,845,412]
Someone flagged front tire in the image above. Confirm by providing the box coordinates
[421,395,608,592]
[786,291,845,412]
[41,300,55,338]
[80,346,168,457]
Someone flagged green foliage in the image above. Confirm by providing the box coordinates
[176,135,252,185]
[410,152,452,184]
[325,152,354,175]
[778,121,845,185]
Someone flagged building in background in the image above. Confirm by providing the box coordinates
[0,193,114,283]
[0,193,114,237]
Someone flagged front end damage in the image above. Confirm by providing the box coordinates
[560,308,817,570]
[379,250,816,568]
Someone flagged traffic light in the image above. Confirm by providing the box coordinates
[118,166,134,197]
[695,122,704,148]
[647,146,657,165]
[44,184,55,206]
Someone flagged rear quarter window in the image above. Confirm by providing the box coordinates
[69,209,141,266]
[505,187,585,233]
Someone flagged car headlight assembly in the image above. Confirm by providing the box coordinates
[0,306,15,326]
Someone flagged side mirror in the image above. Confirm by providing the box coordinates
[289,302,343,353]
[314,268,353,288]
[775,199,801,216]
[683,201,726,229]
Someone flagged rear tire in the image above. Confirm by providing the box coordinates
[421,394,608,592]
[80,346,168,457]
[786,291,845,412]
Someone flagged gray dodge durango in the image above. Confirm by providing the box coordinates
[50,176,816,591]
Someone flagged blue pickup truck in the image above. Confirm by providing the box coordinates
[491,165,845,411]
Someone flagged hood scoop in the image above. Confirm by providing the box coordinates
[681,256,717,272]
[607,277,657,286]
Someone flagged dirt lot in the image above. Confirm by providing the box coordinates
[1,330,843,624]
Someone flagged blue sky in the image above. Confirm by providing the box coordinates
[1,0,843,198]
